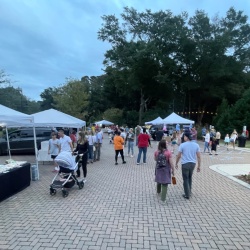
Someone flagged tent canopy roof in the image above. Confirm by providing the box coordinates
[95,120,114,125]
[0,104,34,127]
[145,116,164,125]
[163,112,194,124]
[31,109,86,127]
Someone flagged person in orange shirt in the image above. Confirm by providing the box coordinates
[113,131,126,165]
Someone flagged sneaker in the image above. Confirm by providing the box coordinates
[215,153,218,155]
[115,162,118,165]
[160,200,167,205]
[83,178,87,183]
[55,166,59,171]
[209,153,212,155]
[130,155,134,158]
[122,161,126,164]
[136,163,140,165]
[143,162,146,165]
[182,194,189,199]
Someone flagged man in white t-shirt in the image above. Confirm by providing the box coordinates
[58,129,73,153]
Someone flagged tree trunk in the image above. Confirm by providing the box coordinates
[139,89,144,125]
[197,104,206,126]
[188,92,191,119]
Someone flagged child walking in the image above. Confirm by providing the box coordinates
[154,140,175,204]
[210,137,218,155]
[224,134,230,150]
[48,132,60,172]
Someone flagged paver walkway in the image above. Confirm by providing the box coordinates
[0,136,250,250]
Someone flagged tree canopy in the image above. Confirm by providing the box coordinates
[1,7,250,132]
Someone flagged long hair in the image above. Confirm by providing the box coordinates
[158,140,167,152]
[78,132,87,144]
[172,131,176,139]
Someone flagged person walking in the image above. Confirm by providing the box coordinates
[113,131,126,165]
[127,128,135,157]
[137,128,151,165]
[210,137,218,155]
[135,125,141,146]
[154,140,175,204]
[73,132,89,182]
[224,134,230,150]
[48,132,60,172]
[203,130,211,153]
[230,129,238,150]
[88,130,96,163]
[95,128,103,161]
[58,129,74,153]
[175,132,201,199]
[171,131,177,153]
[215,131,221,147]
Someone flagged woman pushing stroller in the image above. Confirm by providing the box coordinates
[73,132,89,182]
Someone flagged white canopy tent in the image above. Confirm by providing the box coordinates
[0,104,39,177]
[163,112,194,124]
[31,109,86,128]
[145,116,164,125]
[95,120,114,126]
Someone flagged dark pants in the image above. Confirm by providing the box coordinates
[182,163,195,198]
[137,147,147,163]
[76,154,88,178]
[115,149,125,163]
[95,143,101,160]
[88,145,94,161]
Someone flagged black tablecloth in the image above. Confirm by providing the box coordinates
[0,163,31,202]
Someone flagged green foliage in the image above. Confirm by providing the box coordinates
[0,86,40,114]
[40,87,57,110]
[98,7,250,125]
[53,78,89,120]
[214,89,250,136]
[103,108,124,125]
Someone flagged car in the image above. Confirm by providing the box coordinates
[0,128,52,156]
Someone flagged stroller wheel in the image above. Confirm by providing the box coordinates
[50,188,56,196]
[78,181,84,189]
[62,190,69,198]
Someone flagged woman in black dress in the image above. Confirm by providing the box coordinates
[74,132,89,181]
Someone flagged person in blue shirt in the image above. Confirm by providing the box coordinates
[175,132,201,199]
[176,123,180,132]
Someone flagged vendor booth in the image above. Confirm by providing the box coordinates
[95,120,114,126]
[0,104,35,202]
[163,112,194,124]
[145,116,164,125]
[31,109,86,162]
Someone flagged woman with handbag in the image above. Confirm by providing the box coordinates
[154,140,175,204]
[73,132,89,182]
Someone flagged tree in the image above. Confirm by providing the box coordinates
[0,69,10,86]
[53,78,89,120]
[103,108,124,125]
[98,7,250,126]
[40,87,57,110]
[98,8,183,124]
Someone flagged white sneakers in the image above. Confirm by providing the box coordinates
[130,155,134,158]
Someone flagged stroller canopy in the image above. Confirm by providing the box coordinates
[55,151,76,170]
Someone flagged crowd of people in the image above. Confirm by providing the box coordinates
[47,123,246,204]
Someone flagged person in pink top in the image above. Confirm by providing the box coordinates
[136,128,151,165]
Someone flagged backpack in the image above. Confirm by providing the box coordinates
[156,150,168,169]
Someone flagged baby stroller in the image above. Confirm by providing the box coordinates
[49,151,84,198]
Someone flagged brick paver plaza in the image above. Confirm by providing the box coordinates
[0,135,250,250]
